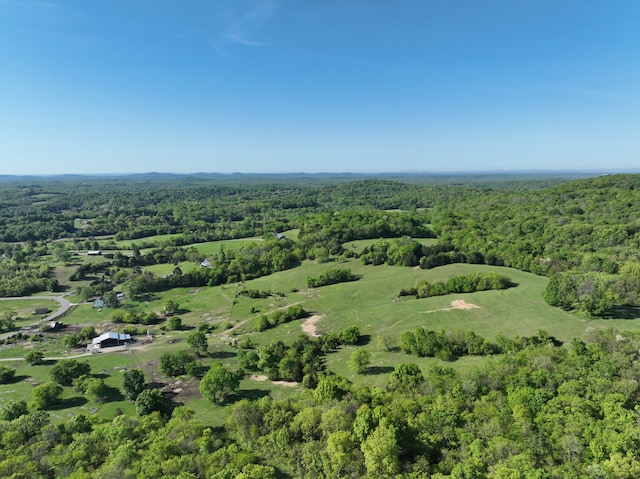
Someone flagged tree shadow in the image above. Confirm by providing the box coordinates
[233,388,271,402]
[102,386,124,402]
[147,381,167,390]
[364,366,394,375]
[50,396,88,410]
[209,351,237,359]
[606,306,640,320]
[8,374,30,383]
[356,335,371,346]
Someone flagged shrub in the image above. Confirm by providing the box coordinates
[0,366,16,384]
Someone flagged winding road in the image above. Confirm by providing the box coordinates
[0,295,75,341]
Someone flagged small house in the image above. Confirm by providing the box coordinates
[200,259,211,267]
[116,292,126,301]
[93,297,105,308]
[87,250,102,256]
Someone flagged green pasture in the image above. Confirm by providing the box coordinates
[0,332,296,427]
[343,237,439,255]
[325,346,487,389]
[191,237,262,257]
[279,229,300,240]
[6,255,640,425]
[61,303,113,326]
[113,233,185,248]
[143,261,194,276]
[0,298,59,322]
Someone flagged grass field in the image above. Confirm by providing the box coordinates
[5,255,640,426]
[343,237,439,255]
[191,237,263,256]
[112,233,185,248]
[0,298,60,322]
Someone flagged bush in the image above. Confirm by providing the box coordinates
[50,359,91,386]
[307,268,357,288]
[31,381,63,409]
[25,350,45,365]
[135,388,164,416]
[168,316,182,331]
[159,350,196,377]
[0,366,16,384]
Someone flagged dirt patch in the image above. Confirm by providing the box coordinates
[163,378,200,399]
[421,299,481,314]
[450,300,480,310]
[251,374,298,388]
[301,314,322,337]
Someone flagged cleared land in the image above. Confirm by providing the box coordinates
[4,239,640,425]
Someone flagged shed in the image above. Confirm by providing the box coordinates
[93,298,105,308]
[87,250,102,256]
[91,332,131,349]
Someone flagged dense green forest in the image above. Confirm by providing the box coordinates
[2,172,640,478]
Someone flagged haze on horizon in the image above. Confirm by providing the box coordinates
[1,1,639,176]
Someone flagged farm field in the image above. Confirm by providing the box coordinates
[3,174,640,477]
[4,251,640,427]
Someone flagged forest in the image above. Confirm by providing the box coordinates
[1,172,640,478]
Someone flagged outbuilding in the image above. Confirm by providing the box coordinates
[89,332,131,351]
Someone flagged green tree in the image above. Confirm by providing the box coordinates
[236,464,277,479]
[256,315,271,332]
[361,418,401,478]
[159,350,195,377]
[135,388,164,416]
[103,290,119,308]
[79,326,97,341]
[187,330,208,357]
[0,399,28,421]
[200,362,241,404]
[25,350,45,365]
[164,300,180,316]
[340,326,360,345]
[0,366,16,383]
[348,349,371,374]
[167,316,182,331]
[84,378,109,403]
[63,333,82,348]
[50,359,91,386]
[31,381,63,409]
[387,363,424,392]
[122,369,146,401]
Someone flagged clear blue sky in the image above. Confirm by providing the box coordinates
[1,1,639,175]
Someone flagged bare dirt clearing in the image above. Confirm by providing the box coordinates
[251,374,299,388]
[301,314,323,337]
[421,299,481,314]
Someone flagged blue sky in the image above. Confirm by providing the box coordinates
[0,0,638,174]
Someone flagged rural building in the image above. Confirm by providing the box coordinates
[87,250,102,256]
[200,259,211,267]
[93,298,106,308]
[116,292,126,301]
[32,308,51,315]
[89,332,132,351]
[47,321,64,330]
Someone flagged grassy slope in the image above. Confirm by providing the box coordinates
[5,255,640,426]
